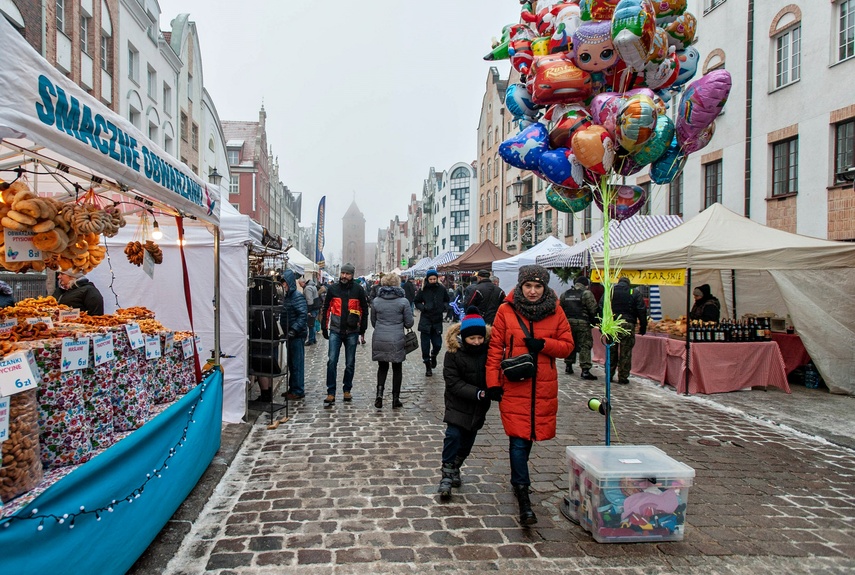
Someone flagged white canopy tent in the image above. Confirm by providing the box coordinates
[285,247,318,275]
[88,201,262,423]
[594,203,855,395]
[493,236,571,295]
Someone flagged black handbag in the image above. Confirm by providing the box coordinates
[500,313,536,381]
[404,329,419,354]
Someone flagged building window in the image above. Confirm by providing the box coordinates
[486,193,491,213]
[80,15,90,53]
[227,149,239,165]
[544,209,553,233]
[147,67,156,100]
[840,0,855,62]
[494,155,500,178]
[772,138,798,196]
[148,121,157,142]
[229,175,239,195]
[704,160,723,207]
[638,183,651,215]
[164,134,173,155]
[479,194,484,215]
[180,112,188,141]
[583,205,592,234]
[703,0,726,14]
[512,220,519,241]
[482,225,486,242]
[100,35,109,71]
[506,222,512,243]
[493,224,498,244]
[128,44,139,83]
[479,164,485,185]
[56,0,65,33]
[669,173,683,216]
[487,159,492,181]
[163,83,172,114]
[487,130,493,148]
[566,212,574,236]
[775,26,800,89]
[128,106,140,129]
[191,123,199,150]
[835,120,855,183]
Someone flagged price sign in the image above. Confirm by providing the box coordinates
[143,249,155,279]
[125,323,145,349]
[163,332,174,354]
[58,309,81,322]
[145,335,162,360]
[26,316,54,329]
[0,396,9,442]
[3,229,42,262]
[181,338,194,359]
[0,350,41,396]
[0,319,16,334]
[61,337,90,372]
[93,333,115,366]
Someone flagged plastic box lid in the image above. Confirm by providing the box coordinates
[566,445,695,483]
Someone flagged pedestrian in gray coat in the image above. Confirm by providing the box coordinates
[371,272,414,409]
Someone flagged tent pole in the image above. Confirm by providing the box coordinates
[684,268,692,396]
[213,227,221,367]
[730,269,737,319]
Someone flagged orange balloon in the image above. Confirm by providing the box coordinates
[571,125,615,175]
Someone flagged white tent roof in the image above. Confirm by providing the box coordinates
[538,214,683,268]
[285,247,318,274]
[493,236,569,295]
[593,203,855,395]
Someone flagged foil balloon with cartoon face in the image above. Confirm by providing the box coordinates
[527,53,593,105]
[593,184,648,220]
[546,184,593,213]
[672,46,699,87]
[572,125,616,174]
[499,122,550,170]
[611,0,658,71]
[663,12,697,50]
[652,0,687,25]
[505,83,543,127]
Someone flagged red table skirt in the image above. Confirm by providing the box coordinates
[770,332,811,375]
[592,330,791,395]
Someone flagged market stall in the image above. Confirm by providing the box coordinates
[493,235,569,295]
[0,17,225,573]
[593,203,855,395]
[436,240,512,272]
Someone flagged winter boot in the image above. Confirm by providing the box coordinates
[513,484,538,526]
[424,361,433,377]
[581,369,598,380]
[450,456,464,487]
[430,353,439,368]
[374,382,385,409]
[438,464,455,500]
[392,380,403,408]
[565,364,574,375]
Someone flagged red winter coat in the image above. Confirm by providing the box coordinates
[486,294,574,442]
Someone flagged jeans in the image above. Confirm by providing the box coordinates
[509,436,533,487]
[326,331,359,396]
[442,423,479,466]
[287,337,305,396]
[306,311,318,344]
[420,323,443,363]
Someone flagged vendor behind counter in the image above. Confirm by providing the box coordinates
[689,284,721,323]
[56,270,104,315]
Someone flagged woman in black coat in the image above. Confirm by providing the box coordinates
[689,284,721,322]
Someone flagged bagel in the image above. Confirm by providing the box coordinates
[11,189,35,204]
[1,216,29,231]
[1,188,15,205]
[12,199,42,219]
[6,210,37,226]
[0,204,9,219]
[67,239,89,256]
[32,219,56,233]
[32,229,62,252]
[53,212,71,232]
[34,197,58,220]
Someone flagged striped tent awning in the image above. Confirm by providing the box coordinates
[429,250,459,268]
[402,256,436,277]
[537,214,683,268]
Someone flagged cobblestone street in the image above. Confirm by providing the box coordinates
[161,323,855,575]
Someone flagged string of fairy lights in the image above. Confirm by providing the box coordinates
[1,372,215,532]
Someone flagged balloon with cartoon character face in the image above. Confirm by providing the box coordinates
[572,125,616,174]
[527,53,593,105]
[571,20,620,73]
[589,92,623,137]
[663,12,697,50]
[507,24,536,76]
[672,46,699,87]
[652,0,687,24]
[505,83,543,127]
[539,147,587,188]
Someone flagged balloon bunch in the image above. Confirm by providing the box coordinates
[488,0,732,221]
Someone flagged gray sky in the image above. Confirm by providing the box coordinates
[158,0,516,264]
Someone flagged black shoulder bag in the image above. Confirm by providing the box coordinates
[500,312,536,382]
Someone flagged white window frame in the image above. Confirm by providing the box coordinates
[100,34,109,71]
[56,0,65,33]
[162,83,172,115]
[80,14,90,54]
[229,175,240,195]
[840,0,855,62]
[128,43,139,83]
[147,66,157,100]
[774,26,800,89]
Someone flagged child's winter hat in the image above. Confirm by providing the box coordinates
[460,306,487,339]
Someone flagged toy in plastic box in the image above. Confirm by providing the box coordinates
[565,445,695,543]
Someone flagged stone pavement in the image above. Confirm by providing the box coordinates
[157,323,855,575]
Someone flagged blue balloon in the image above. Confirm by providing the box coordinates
[505,83,542,124]
[650,135,687,184]
[498,122,549,170]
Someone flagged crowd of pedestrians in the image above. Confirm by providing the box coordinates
[251,262,647,526]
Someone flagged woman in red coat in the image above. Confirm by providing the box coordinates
[486,264,574,525]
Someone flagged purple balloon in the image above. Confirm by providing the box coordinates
[675,70,732,154]
[593,184,648,221]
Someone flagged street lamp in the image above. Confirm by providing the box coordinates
[513,176,539,246]
[208,167,223,186]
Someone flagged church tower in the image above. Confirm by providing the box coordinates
[342,200,366,276]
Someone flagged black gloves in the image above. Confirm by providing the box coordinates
[524,337,545,353]
[638,323,647,336]
[486,387,504,402]
[322,329,329,340]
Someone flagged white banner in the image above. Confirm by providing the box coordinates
[0,18,219,225]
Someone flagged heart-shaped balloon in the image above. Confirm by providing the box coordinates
[572,125,615,174]
[616,94,658,153]
[632,114,675,165]
[650,135,687,184]
[538,147,586,188]
[548,105,594,148]
[546,184,592,213]
[676,69,732,153]
[499,122,550,170]
[589,92,623,136]
[593,184,648,221]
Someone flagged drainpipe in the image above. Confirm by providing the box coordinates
[744,0,754,218]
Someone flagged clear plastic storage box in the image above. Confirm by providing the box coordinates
[566,445,695,543]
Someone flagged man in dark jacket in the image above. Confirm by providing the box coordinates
[57,271,104,315]
[281,269,308,400]
[463,269,505,324]
[414,269,450,376]
[402,276,416,310]
[560,276,598,379]
[601,276,647,385]
[321,263,369,407]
